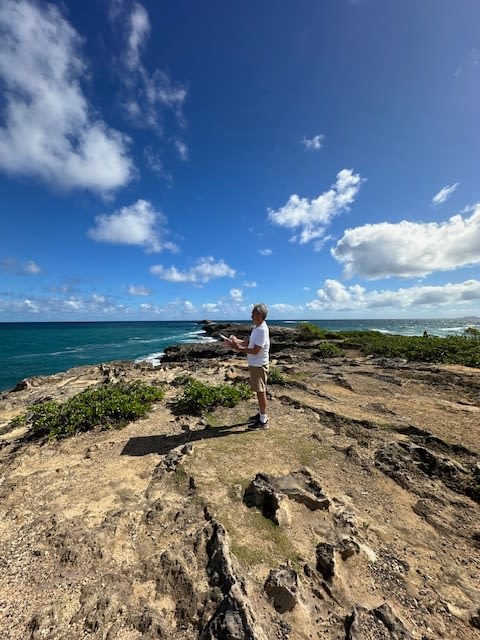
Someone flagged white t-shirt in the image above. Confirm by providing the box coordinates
[247,321,270,367]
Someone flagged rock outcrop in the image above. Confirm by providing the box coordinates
[0,324,479,639]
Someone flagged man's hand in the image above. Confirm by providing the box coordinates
[227,335,244,350]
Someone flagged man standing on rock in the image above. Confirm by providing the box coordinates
[225,303,270,429]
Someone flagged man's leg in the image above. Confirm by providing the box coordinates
[248,367,268,426]
[257,390,267,416]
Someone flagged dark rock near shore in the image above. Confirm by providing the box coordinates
[162,342,226,362]
[162,323,300,363]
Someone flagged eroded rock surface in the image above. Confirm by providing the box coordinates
[0,327,479,639]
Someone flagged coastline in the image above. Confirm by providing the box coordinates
[2,317,480,393]
[0,326,479,638]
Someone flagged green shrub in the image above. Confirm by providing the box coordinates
[294,329,480,368]
[297,322,327,341]
[341,332,480,368]
[312,342,343,358]
[9,413,26,428]
[26,381,165,440]
[174,379,252,415]
[171,373,194,387]
[268,366,285,384]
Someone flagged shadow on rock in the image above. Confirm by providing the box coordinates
[121,422,250,457]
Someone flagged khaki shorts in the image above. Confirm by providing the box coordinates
[248,365,269,392]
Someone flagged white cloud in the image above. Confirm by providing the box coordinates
[202,303,219,313]
[0,290,206,320]
[125,2,150,70]
[332,204,480,279]
[1,258,42,275]
[22,298,39,312]
[432,183,459,205]
[270,303,303,314]
[200,299,250,318]
[14,293,118,317]
[88,199,178,253]
[23,261,41,275]
[110,1,187,132]
[230,288,243,301]
[308,278,480,312]
[269,169,364,244]
[160,298,196,316]
[0,0,133,195]
[301,134,324,150]
[259,248,272,256]
[128,285,151,296]
[243,280,257,288]
[317,279,357,304]
[454,48,480,77]
[174,140,189,161]
[150,257,236,283]
[144,147,162,173]
[144,146,173,186]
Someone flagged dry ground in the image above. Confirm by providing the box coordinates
[0,352,479,639]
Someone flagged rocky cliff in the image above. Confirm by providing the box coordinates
[0,326,479,639]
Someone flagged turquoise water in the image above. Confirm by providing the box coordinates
[1,317,479,392]
[0,321,208,392]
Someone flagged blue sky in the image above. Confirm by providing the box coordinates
[1,0,479,321]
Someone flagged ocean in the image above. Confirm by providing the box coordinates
[1,317,479,393]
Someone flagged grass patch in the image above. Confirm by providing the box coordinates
[226,510,302,570]
[297,438,329,467]
[226,480,249,502]
[284,370,309,383]
[230,539,271,567]
[203,405,253,428]
[22,381,165,441]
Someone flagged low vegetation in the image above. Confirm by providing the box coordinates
[339,332,480,368]
[230,510,302,570]
[292,324,480,368]
[297,322,327,341]
[11,327,480,444]
[19,381,165,440]
[268,366,285,384]
[312,342,343,358]
[173,378,252,415]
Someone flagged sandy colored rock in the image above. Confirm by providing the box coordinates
[0,336,479,639]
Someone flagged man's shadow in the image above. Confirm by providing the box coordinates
[121,422,250,457]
